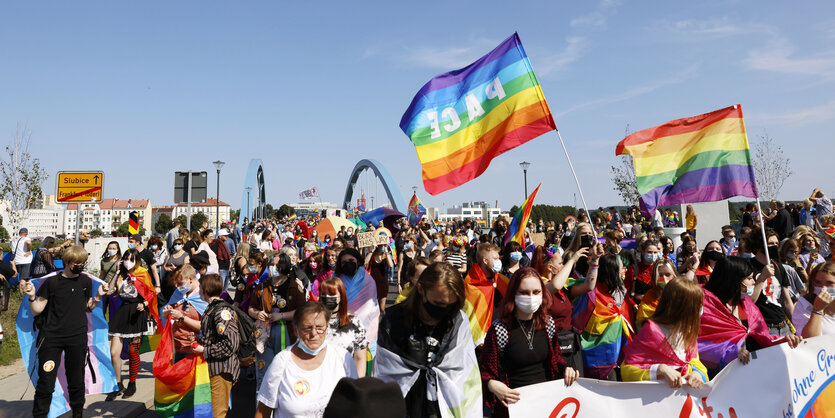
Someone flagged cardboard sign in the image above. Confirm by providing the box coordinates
[357,232,377,248]
[530,232,545,247]
[375,234,390,245]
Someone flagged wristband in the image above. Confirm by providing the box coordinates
[812,310,824,316]
[29,297,36,302]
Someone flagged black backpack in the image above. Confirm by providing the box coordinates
[210,300,256,367]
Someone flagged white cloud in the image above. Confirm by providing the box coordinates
[744,37,835,77]
[571,0,619,28]
[659,17,775,39]
[753,100,835,126]
[554,65,699,117]
[531,37,588,77]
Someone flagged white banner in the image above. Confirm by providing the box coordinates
[299,187,319,200]
[509,334,835,417]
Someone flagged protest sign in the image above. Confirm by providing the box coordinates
[509,335,835,417]
[357,232,377,248]
[529,232,545,247]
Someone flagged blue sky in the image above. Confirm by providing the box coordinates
[2,1,833,214]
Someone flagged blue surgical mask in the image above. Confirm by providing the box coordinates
[127,243,135,250]
[177,284,191,295]
[297,339,327,356]
[643,253,660,264]
[491,259,502,273]
[804,245,815,252]
[174,245,183,252]
[404,243,413,250]
[510,252,523,262]
[742,253,755,259]
[150,245,158,250]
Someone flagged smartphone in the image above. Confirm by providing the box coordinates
[580,235,594,249]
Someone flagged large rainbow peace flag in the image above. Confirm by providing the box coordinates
[505,183,541,246]
[17,273,119,418]
[153,288,211,417]
[615,105,759,216]
[400,33,556,195]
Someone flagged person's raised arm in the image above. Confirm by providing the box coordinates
[570,244,604,297]
[545,247,587,294]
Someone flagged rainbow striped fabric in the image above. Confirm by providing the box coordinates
[407,193,426,226]
[615,105,759,216]
[400,33,556,195]
[153,320,212,417]
[505,183,541,246]
[572,287,634,380]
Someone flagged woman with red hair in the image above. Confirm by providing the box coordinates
[478,267,579,418]
[319,277,368,376]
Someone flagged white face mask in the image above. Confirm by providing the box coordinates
[106,249,118,257]
[123,260,136,271]
[515,294,542,314]
[741,285,754,299]
[814,287,835,298]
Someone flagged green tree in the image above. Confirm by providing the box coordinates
[116,222,145,237]
[190,212,208,232]
[264,204,275,219]
[174,214,188,228]
[277,204,295,219]
[0,226,8,240]
[230,209,240,222]
[90,228,103,238]
[155,213,173,234]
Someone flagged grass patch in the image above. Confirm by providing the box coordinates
[0,288,23,366]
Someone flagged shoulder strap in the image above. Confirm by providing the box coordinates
[545,316,556,341]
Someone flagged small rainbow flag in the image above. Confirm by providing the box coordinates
[616,105,759,216]
[400,33,556,195]
[505,183,541,246]
[824,225,835,240]
[407,193,426,226]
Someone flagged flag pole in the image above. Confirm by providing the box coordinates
[555,130,598,238]
[755,199,771,266]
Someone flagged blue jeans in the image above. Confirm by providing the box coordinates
[218,269,229,291]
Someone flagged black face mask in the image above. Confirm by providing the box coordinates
[767,245,779,260]
[320,296,339,311]
[70,264,84,274]
[705,250,725,262]
[423,300,456,320]
[341,261,358,277]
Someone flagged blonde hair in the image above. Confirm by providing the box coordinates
[169,264,196,286]
[63,245,89,266]
[792,226,813,241]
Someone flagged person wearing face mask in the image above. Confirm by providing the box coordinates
[396,234,419,292]
[247,253,307,390]
[233,252,265,309]
[721,228,738,256]
[319,277,368,375]
[572,254,634,380]
[465,243,509,332]
[793,262,835,338]
[160,264,207,364]
[479,267,579,417]
[255,302,358,418]
[622,278,708,388]
[798,233,826,272]
[162,239,190,302]
[501,241,525,279]
[336,248,380,369]
[99,241,122,314]
[128,234,162,296]
[394,256,432,304]
[444,236,468,275]
[19,245,110,418]
[625,240,662,304]
[700,257,801,376]
[743,227,795,336]
[366,244,394,313]
[375,262,482,418]
[104,249,161,400]
[635,259,690,330]
[312,247,339,298]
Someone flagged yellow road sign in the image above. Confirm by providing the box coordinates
[56,171,104,202]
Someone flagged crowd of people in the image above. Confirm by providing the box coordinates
[5,186,835,417]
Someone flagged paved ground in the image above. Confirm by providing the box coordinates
[0,282,401,417]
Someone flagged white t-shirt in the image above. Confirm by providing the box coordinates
[11,236,32,264]
[792,296,835,336]
[257,344,358,418]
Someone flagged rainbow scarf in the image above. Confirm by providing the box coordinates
[16,273,119,418]
[621,320,708,383]
[572,286,634,379]
[342,268,380,357]
[505,183,541,246]
[462,283,490,345]
[400,32,556,195]
[616,104,759,216]
[153,320,212,417]
[635,287,661,328]
[464,265,509,328]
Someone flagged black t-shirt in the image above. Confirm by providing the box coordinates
[36,272,92,338]
[183,240,199,256]
[0,260,15,280]
[749,258,790,324]
[504,319,549,388]
[139,248,156,270]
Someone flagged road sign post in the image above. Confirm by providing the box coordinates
[56,172,104,245]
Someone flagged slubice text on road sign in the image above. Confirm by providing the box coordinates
[56,171,104,202]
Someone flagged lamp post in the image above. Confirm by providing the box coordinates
[245,186,252,221]
[213,160,225,232]
[519,161,531,198]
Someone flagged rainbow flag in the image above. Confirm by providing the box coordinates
[400,33,556,195]
[505,183,541,246]
[615,105,759,216]
[407,193,426,226]
[153,320,212,417]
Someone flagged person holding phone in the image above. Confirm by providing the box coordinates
[561,222,596,281]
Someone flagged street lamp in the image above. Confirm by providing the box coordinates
[519,161,531,198]
[245,186,252,221]
[213,160,225,232]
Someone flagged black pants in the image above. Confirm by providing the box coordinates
[33,333,88,417]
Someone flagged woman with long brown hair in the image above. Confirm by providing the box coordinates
[792,262,835,337]
[622,278,708,387]
[319,277,368,375]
